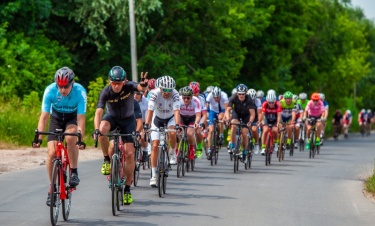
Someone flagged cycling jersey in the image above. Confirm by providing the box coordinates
[367,113,373,123]
[323,100,329,110]
[279,99,297,119]
[136,96,149,122]
[332,113,343,125]
[343,113,352,124]
[358,112,367,123]
[294,101,303,119]
[196,93,207,112]
[134,99,142,120]
[96,81,139,119]
[42,83,87,120]
[297,99,309,111]
[228,94,256,116]
[206,91,229,113]
[148,89,180,119]
[262,101,282,122]
[305,100,325,117]
[180,96,201,117]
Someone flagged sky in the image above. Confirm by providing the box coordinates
[350,0,375,20]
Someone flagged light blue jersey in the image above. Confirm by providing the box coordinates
[42,83,87,117]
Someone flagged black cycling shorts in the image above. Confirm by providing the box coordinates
[102,114,136,143]
[48,116,77,142]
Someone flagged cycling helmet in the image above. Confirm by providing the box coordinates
[189,81,200,94]
[55,67,75,86]
[278,95,284,100]
[247,89,257,99]
[268,89,276,95]
[346,109,351,114]
[311,92,320,101]
[292,94,299,101]
[179,86,193,96]
[299,92,307,100]
[319,93,325,100]
[231,88,237,96]
[256,90,264,98]
[108,66,126,82]
[212,86,221,97]
[158,75,176,89]
[148,78,156,89]
[266,93,277,102]
[361,109,365,113]
[236,84,248,94]
[368,109,372,114]
[284,91,293,99]
[206,86,214,93]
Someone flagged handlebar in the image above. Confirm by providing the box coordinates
[34,129,82,144]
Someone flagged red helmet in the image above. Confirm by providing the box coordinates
[311,92,320,101]
[148,78,156,89]
[189,81,200,94]
[54,67,74,86]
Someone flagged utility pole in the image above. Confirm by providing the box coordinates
[128,0,138,82]
[354,81,356,107]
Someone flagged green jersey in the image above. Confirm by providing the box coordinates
[297,99,309,111]
[280,99,297,118]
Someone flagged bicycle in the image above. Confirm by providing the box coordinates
[307,118,321,159]
[230,120,252,173]
[94,128,136,216]
[133,133,144,187]
[289,125,295,156]
[176,125,196,178]
[263,124,275,166]
[208,119,222,166]
[145,126,175,197]
[33,129,82,226]
[299,121,306,152]
[277,123,287,162]
[333,123,341,141]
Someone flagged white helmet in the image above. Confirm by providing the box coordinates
[231,88,237,96]
[247,89,257,99]
[267,89,276,95]
[368,109,372,114]
[346,109,351,114]
[266,93,277,102]
[256,90,264,98]
[158,76,176,89]
[292,94,299,101]
[361,109,366,113]
[206,86,214,93]
[299,92,307,100]
[212,86,221,97]
[319,93,325,100]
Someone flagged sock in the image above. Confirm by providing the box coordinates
[125,185,130,192]
[152,167,157,178]
[104,155,110,162]
[71,168,78,175]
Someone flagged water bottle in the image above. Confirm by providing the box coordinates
[160,132,165,146]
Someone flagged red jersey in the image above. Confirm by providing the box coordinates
[262,101,282,121]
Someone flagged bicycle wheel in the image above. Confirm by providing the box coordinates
[163,155,167,195]
[310,131,315,159]
[177,143,183,178]
[50,160,61,226]
[62,162,71,221]
[278,133,284,162]
[111,157,120,216]
[215,133,219,165]
[290,129,294,156]
[265,134,271,166]
[158,148,164,197]
[133,148,140,186]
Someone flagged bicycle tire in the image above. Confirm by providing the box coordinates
[133,148,140,186]
[282,133,286,161]
[62,162,71,221]
[265,134,271,166]
[290,128,294,156]
[50,160,61,226]
[158,147,164,197]
[158,170,163,197]
[177,145,183,178]
[278,132,284,162]
[246,151,252,169]
[310,131,315,159]
[111,157,120,216]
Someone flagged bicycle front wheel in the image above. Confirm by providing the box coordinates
[50,160,61,226]
[133,149,140,187]
[111,157,120,216]
[62,162,72,221]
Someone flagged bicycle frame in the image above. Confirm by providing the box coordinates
[230,119,249,173]
[208,119,222,165]
[264,124,275,166]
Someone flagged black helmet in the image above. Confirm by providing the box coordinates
[179,86,193,96]
[108,66,126,82]
[236,84,248,94]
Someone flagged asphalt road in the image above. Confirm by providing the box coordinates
[1,133,375,226]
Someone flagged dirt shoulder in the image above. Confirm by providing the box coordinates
[0,144,102,175]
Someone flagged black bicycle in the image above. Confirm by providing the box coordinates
[307,118,321,159]
[208,119,222,166]
[176,125,195,178]
[230,120,252,172]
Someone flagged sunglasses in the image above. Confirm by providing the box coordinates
[237,93,245,96]
[57,84,72,89]
[182,96,191,100]
[162,88,173,93]
[268,101,275,104]
[110,81,123,86]
[313,100,319,102]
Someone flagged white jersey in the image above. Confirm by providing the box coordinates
[254,97,262,109]
[137,96,149,122]
[206,91,229,113]
[148,89,180,119]
[197,94,207,112]
[179,96,201,117]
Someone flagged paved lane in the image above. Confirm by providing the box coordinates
[1,133,375,225]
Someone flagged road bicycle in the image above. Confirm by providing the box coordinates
[146,126,175,197]
[176,125,196,178]
[133,132,144,187]
[230,119,253,172]
[307,118,321,159]
[332,123,341,141]
[277,123,287,162]
[33,129,82,226]
[299,121,306,152]
[208,119,222,166]
[94,128,136,216]
[289,125,295,156]
[263,124,276,166]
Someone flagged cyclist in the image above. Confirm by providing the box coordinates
[319,93,329,144]
[259,92,282,155]
[204,86,214,98]
[32,66,87,206]
[189,81,207,159]
[343,109,352,137]
[225,84,256,160]
[332,109,343,139]
[358,109,367,134]
[226,87,237,150]
[297,92,309,111]
[134,91,149,161]
[179,86,202,159]
[144,76,181,187]
[279,91,297,149]
[247,88,263,153]
[257,90,266,103]
[366,109,373,135]
[302,92,326,150]
[93,66,148,205]
[206,86,229,159]
[293,94,303,148]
